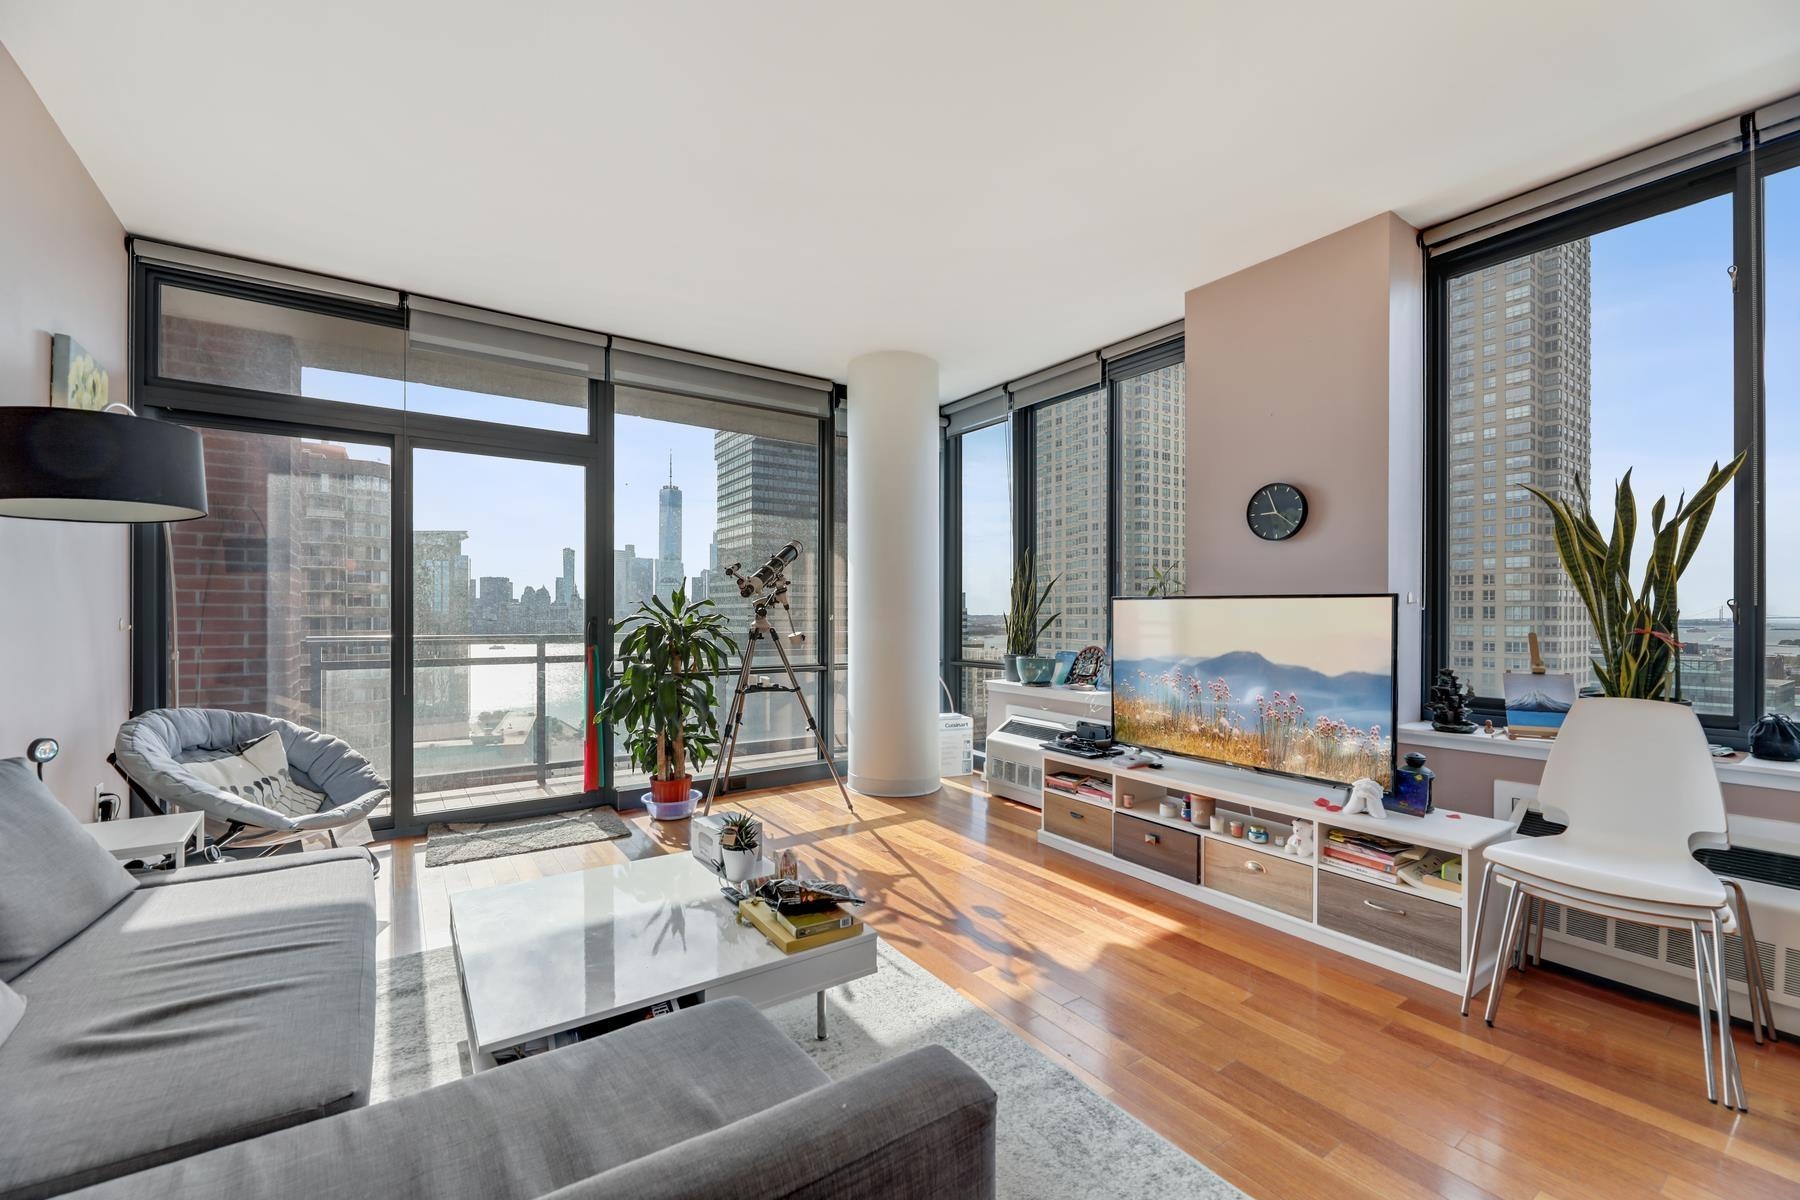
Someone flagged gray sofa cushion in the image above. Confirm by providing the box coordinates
[63,997,829,1200]
[0,850,376,1200]
[0,757,136,982]
[0,978,22,1048]
[563,1044,998,1200]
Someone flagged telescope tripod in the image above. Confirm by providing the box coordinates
[701,600,856,818]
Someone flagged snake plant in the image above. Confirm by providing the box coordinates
[1003,550,1061,657]
[1524,451,1744,700]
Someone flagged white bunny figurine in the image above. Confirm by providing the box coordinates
[1342,777,1387,819]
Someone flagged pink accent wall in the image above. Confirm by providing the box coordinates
[1183,212,1426,722]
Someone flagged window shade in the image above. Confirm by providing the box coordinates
[130,239,401,308]
[612,338,833,418]
[408,299,607,379]
[1008,353,1102,409]
[1421,116,1746,256]
[1101,321,1184,362]
[943,386,1009,436]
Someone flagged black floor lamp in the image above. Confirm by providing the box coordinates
[1,404,209,768]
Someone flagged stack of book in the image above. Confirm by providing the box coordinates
[1321,828,1426,882]
[1396,850,1464,896]
[739,898,863,954]
[1044,770,1113,803]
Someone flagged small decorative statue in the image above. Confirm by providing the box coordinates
[1284,818,1315,859]
[1429,667,1477,733]
[1342,777,1386,820]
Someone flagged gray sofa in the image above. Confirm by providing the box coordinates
[0,758,998,1199]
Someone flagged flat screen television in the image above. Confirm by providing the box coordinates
[1111,594,1397,789]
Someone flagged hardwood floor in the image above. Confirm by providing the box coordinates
[373,778,1800,1200]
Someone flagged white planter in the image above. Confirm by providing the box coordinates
[720,847,760,882]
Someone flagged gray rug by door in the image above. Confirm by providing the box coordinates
[373,940,1246,1199]
[424,806,630,867]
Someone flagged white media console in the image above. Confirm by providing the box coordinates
[1031,746,1516,992]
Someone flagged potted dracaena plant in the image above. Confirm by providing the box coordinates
[1002,550,1060,682]
[596,587,738,820]
[1524,451,1744,700]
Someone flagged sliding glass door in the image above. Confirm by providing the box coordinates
[408,445,592,819]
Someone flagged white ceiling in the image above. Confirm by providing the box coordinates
[6,2,1800,399]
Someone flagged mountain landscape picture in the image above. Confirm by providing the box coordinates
[1112,595,1396,788]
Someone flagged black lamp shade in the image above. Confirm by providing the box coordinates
[0,406,208,523]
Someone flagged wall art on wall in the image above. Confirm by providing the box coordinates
[50,333,109,410]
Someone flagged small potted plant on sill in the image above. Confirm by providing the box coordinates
[1002,550,1060,683]
[596,587,738,821]
[717,811,763,882]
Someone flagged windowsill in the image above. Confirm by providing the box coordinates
[1399,720,1800,792]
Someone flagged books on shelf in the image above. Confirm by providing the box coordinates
[740,899,863,954]
[1396,851,1464,895]
[1045,770,1112,801]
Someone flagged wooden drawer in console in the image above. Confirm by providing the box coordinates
[1202,839,1311,919]
[1043,797,1112,852]
[1317,871,1461,970]
[1113,813,1200,884]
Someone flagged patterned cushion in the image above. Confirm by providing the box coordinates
[181,732,327,820]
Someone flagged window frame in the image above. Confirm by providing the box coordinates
[129,261,848,835]
[939,335,1184,751]
[1423,139,1800,744]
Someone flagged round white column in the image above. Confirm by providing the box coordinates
[847,350,941,797]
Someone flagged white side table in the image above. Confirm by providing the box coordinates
[84,812,205,868]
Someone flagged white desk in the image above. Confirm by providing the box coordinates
[450,852,878,1068]
[84,812,204,868]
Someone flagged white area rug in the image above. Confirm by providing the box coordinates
[374,941,1245,1199]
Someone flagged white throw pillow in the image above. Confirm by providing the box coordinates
[184,732,327,819]
[0,978,24,1047]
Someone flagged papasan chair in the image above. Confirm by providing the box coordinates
[114,708,388,870]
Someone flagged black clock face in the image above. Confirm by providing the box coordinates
[1246,483,1307,541]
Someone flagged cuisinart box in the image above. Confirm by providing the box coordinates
[939,711,974,777]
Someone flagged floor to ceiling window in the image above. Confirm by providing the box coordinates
[939,330,1184,751]
[1424,123,1800,742]
[133,256,845,830]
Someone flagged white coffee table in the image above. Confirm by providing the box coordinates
[83,811,204,868]
[450,852,877,1070]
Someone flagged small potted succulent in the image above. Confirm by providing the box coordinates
[596,587,738,820]
[717,811,763,882]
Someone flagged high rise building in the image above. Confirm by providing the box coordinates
[713,431,818,642]
[1032,390,1111,650]
[1116,365,1187,599]
[656,458,685,599]
[1444,242,1593,697]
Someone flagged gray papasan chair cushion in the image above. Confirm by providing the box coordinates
[114,708,390,836]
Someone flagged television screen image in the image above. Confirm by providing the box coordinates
[1112,595,1397,789]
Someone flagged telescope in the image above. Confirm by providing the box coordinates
[728,539,802,599]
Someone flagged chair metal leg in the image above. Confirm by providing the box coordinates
[1460,861,1498,1018]
[1532,895,1548,965]
[1712,909,1748,1112]
[1724,880,1775,1046]
[1486,882,1528,1028]
[1690,921,1718,1104]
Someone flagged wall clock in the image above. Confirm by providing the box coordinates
[1246,482,1307,541]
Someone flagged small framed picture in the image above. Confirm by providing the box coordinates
[50,333,109,410]
[1503,671,1575,739]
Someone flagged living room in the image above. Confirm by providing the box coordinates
[5,4,1800,1198]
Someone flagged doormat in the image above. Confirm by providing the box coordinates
[426,806,631,867]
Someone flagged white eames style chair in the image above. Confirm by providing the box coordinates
[1458,697,1758,1111]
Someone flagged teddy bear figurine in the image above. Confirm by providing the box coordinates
[1284,818,1315,859]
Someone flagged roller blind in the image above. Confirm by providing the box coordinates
[1421,116,1747,256]
[130,239,402,308]
[408,297,607,379]
[1101,320,1184,362]
[613,338,834,418]
[1009,353,1102,409]
[942,386,1009,436]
